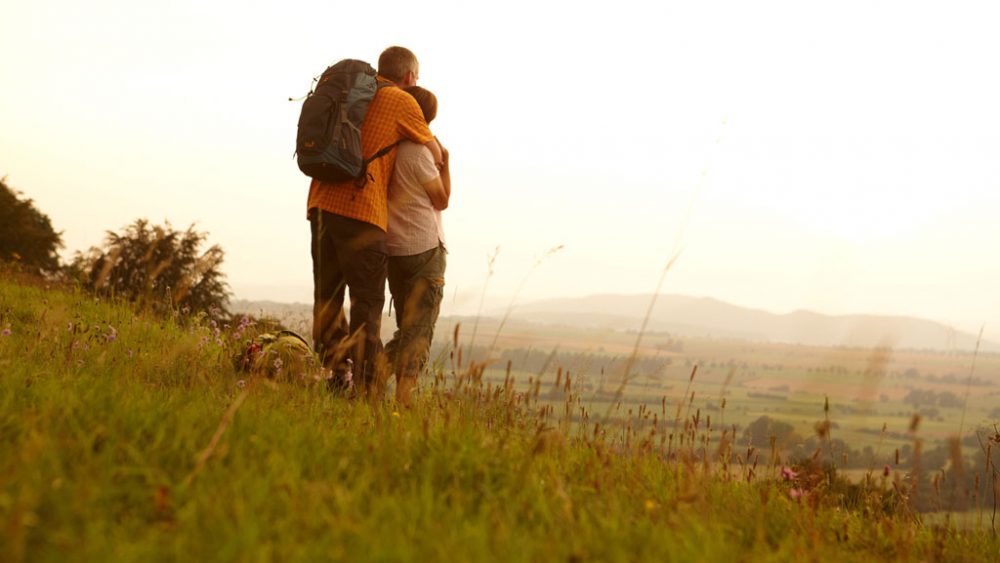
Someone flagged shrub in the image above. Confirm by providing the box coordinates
[742,415,800,449]
[0,177,63,273]
[69,219,230,316]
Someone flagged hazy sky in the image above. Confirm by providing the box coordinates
[2,1,998,338]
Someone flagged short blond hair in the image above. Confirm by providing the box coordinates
[378,46,418,82]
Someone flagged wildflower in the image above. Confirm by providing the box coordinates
[781,466,798,481]
[67,322,74,332]
[105,325,118,343]
[0,328,10,337]
[788,488,804,501]
[127,348,134,358]
[343,358,353,385]
[273,358,284,371]
[392,411,401,418]
[236,379,246,389]
[882,464,890,478]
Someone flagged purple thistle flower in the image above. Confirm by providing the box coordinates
[781,466,798,481]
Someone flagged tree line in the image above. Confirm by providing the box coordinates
[1,177,230,317]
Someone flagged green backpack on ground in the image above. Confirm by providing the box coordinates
[235,330,322,383]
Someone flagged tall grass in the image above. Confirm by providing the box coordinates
[1,276,998,561]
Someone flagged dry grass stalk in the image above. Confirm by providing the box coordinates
[603,250,682,423]
[956,324,985,440]
[487,245,564,360]
[181,385,250,489]
[466,247,499,364]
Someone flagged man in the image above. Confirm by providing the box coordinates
[308,46,442,394]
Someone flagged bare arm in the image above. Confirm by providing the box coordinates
[422,176,448,210]
[421,144,450,210]
[425,138,443,169]
[439,146,450,200]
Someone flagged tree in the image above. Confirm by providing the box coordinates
[742,415,800,449]
[0,177,63,273]
[70,219,230,316]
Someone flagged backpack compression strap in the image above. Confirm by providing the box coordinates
[354,141,402,188]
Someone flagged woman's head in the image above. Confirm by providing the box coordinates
[403,86,438,124]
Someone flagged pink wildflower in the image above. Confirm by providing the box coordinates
[788,488,804,500]
[0,328,10,337]
[781,466,798,481]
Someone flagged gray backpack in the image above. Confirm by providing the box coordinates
[295,59,397,186]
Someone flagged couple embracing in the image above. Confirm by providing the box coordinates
[306,46,449,405]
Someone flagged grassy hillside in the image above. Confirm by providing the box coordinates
[1,277,998,561]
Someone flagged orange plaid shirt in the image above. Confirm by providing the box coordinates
[306,77,435,231]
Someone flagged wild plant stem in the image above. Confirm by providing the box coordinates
[957,324,985,440]
[487,245,563,360]
[602,251,682,423]
[467,247,499,364]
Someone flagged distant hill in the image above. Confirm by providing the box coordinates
[504,294,996,352]
[232,294,995,352]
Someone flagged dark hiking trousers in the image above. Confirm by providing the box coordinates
[384,245,446,379]
[310,209,387,389]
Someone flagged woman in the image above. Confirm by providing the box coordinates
[384,86,450,406]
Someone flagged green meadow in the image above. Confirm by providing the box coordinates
[2,276,999,561]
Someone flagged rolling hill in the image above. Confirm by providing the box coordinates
[503,294,995,352]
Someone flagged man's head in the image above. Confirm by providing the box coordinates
[403,86,437,124]
[378,46,419,87]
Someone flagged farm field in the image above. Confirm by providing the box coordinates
[443,316,1000,456]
